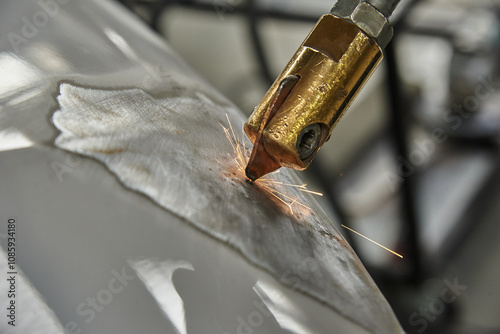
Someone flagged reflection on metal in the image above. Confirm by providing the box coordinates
[53,82,403,334]
[0,130,34,152]
[0,54,43,101]
[254,280,313,334]
[129,259,194,334]
[103,27,158,80]
[0,248,66,334]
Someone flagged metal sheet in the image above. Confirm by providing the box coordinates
[52,80,402,334]
[0,0,403,333]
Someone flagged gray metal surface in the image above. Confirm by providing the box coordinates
[52,82,401,333]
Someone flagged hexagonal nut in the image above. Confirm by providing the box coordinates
[332,1,393,48]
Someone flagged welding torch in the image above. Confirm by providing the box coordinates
[244,0,402,181]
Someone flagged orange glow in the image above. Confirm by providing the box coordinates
[220,114,322,215]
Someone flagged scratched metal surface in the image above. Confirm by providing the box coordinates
[0,0,402,333]
[51,82,402,334]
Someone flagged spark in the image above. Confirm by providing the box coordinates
[220,114,322,214]
[341,225,403,259]
[253,179,323,197]
[259,183,311,213]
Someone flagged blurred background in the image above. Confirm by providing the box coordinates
[116,0,500,333]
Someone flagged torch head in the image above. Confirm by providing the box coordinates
[244,14,383,181]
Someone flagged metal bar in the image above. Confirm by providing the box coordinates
[365,0,401,17]
[385,27,423,285]
[247,0,274,85]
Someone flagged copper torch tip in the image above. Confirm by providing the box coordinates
[245,138,281,181]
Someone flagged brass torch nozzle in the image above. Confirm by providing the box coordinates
[244,14,384,181]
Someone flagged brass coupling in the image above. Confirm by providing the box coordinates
[244,14,383,179]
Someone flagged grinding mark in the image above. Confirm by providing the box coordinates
[220,115,324,217]
[86,147,127,155]
[51,83,404,334]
